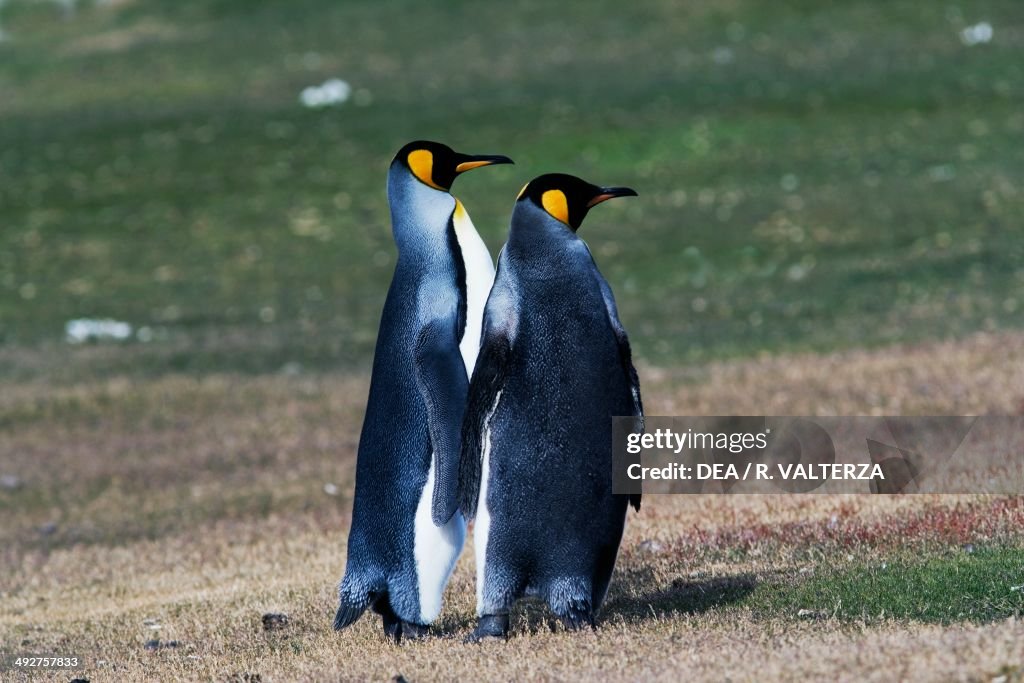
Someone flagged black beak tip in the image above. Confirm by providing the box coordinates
[455,153,514,172]
[607,186,638,198]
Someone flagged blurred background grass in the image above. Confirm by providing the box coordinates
[1,0,1022,378]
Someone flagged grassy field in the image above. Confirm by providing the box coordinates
[2,0,1024,681]
[2,332,1024,681]
[1,0,1023,375]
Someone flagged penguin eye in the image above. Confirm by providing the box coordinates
[541,189,570,224]
[407,149,443,190]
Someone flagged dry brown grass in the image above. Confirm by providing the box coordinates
[2,331,1024,682]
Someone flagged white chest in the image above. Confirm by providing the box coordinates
[452,200,495,374]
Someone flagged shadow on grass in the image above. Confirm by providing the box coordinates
[436,547,1024,638]
[601,567,757,623]
[430,570,758,638]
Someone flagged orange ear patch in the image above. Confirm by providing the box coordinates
[541,189,569,224]
[408,149,443,190]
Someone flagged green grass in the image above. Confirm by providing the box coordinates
[751,547,1024,624]
[1,0,1023,378]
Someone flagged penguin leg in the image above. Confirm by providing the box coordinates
[465,566,523,643]
[590,542,622,614]
[546,577,596,632]
[370,594,402,642]
[464,614,510,643]
[398,621,431,643]
[368,593,433,644]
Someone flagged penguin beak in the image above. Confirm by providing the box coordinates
[454,154,515,174]
[586,186,639,208]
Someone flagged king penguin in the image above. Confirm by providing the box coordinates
[458,173,643,641]
[334,140,512,642]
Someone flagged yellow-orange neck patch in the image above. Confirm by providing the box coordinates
[407,149,443,190]
[541,189,569,224]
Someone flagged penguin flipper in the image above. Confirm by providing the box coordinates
[458,326,511,520]
[592,266,643,514]
[413,315,470,526]
[593,270,644,419]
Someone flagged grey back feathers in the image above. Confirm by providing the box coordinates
[457,174,641,639]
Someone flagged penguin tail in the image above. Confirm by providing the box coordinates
[333,596,368,631]
[333,584,371,631]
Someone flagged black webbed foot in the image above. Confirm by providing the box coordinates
[398,621,430,643]
[464,614,509,643]
[557,610,595,632]
[371,596,402,642]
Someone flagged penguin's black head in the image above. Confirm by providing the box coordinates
[394,140,513,192]
[517,173,638,231]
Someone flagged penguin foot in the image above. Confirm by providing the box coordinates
[547,581,595,632]
[398,621,430,643]
[382,618,430,644]
[382,616,401,642]
[376,600,402,642]
[557,611,596,632]
[464,614,509,643]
